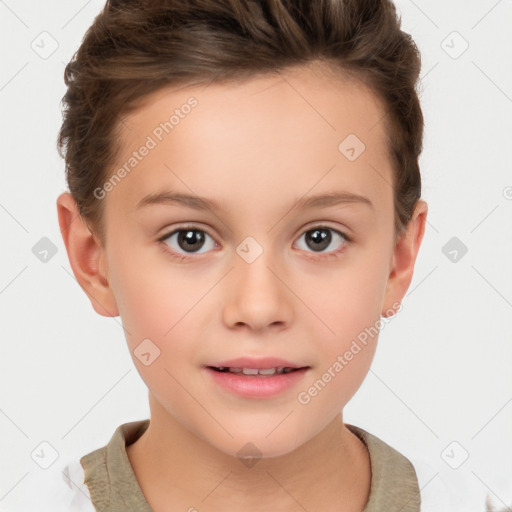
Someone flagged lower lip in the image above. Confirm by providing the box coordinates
[204,367,310,399]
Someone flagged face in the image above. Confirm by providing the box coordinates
[93,62,403,458]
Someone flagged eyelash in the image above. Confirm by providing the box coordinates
[157,223,351,263]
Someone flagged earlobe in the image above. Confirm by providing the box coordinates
[56,192,119,317]
[381,199,428,317]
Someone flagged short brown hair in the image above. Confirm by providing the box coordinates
[57,0,424,243]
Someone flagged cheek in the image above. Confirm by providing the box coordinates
[309,256,388,341]
[107,251,203,413]
[294,257,387,406]
[107,241,198,342]
[106,249,215,411]
[296,307,380,422]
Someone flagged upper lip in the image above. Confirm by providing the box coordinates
[205,357,310,369]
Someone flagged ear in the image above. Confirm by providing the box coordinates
[381,199,428,317]
[56,192,119,317]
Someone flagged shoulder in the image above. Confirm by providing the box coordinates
[408,457,455,512]
[4,457,96,512]
[38,457,96,512]
[61,458,96,512]
[60,419,149,511]
[409,457,510,512]
[347,424,501,512]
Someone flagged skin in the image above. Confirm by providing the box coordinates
[57,60,427,512]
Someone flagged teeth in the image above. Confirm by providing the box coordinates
[242,368,259,375]
[215,366,298,375]
[258,368,277,375]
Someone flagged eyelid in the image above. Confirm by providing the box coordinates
[157,221,351,244]
[157,221,351,262]
[157,222,218,243]
[299,221,351,240]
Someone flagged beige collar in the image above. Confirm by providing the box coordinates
[81,419,420,512]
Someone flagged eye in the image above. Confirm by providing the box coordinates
[157,224,350,263]
[158,225,217,261]
[294,225,350,258]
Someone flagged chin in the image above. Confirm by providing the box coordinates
[203,426,309,463]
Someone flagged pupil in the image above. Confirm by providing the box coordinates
[178,230,205,252]
[307,228,331,251]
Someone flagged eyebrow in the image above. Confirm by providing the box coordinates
[136,190,374,212]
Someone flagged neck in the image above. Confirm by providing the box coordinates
[126,394,371,512]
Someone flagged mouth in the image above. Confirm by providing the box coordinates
[207,366,306,376]
[203,358,311,398]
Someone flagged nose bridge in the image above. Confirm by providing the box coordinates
[222,237,292,331]
[236,241,278,292]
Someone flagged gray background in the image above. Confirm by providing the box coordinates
[1,1,511,510]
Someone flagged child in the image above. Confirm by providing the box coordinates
[54,0,475,510]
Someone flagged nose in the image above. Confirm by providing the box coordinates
[222,251,293,333]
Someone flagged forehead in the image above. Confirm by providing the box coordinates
[109,62,393,219]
